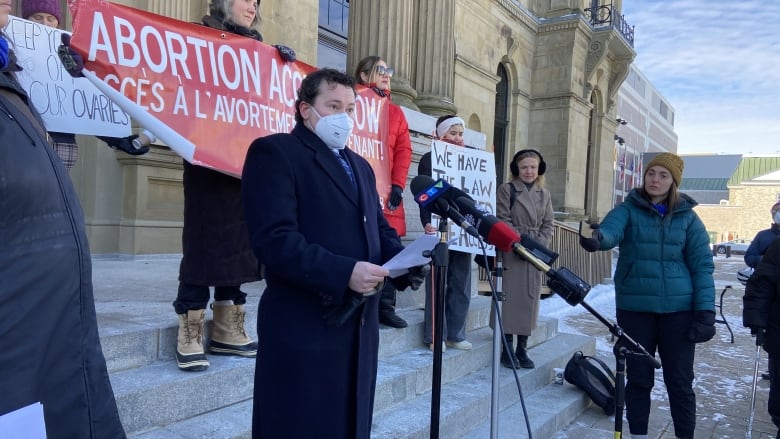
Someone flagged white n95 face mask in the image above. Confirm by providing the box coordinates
[311,107,354,150]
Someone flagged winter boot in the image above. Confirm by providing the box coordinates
[500,334,520,368]
[515,335,535,369]
[208,301,258,357]
[176,309,209,372]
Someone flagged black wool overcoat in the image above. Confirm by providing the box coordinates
[242,124,404,438]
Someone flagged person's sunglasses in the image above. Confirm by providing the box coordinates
[374,65,394,77]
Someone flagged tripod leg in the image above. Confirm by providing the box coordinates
[748,344,761,438]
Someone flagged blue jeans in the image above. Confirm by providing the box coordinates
[423,250,472,344]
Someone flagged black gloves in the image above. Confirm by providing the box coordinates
[578,222,602,252]
[391,264,430,291]
[323,292,365,327]
[97,135,150,156]
[58,34,84,78]
[274,45,296,62]
[687,310,716,343]
[751,327,767,347]
[387,185,404,211]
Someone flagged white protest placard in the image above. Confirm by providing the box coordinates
[0,402,47,438]
[428,140,497,255]
[3,16,131,137]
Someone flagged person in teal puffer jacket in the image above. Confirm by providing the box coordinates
[579,152,715,439]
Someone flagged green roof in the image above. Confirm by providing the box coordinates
[729,157,780,185]
[680,178,729,191]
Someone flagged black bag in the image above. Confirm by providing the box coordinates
[563,351,616,416]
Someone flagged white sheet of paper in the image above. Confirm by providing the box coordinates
[382,234,457,278]
[0,402,47,438]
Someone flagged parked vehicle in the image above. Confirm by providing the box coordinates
[714,239,752,255]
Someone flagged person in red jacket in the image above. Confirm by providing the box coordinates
[354,55,412,328]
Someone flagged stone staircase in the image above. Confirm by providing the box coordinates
[97,283,596,438]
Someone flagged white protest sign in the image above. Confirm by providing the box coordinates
[428,140,497,255]
[3,16,131,137]
[0,402,47,438]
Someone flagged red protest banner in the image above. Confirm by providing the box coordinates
[66,0,393,208]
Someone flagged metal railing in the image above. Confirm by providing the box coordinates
[584,3,635,47]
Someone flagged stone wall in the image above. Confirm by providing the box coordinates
[694,184,780,243]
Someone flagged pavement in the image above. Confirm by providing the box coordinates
[90,254,776,438]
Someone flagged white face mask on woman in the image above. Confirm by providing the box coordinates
[310,107,354,150]
[774,211,780,224]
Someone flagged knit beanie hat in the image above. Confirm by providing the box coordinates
[22,0,63,24]
[644,152,684,186]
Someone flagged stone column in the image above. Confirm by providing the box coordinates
[413,0,457,116]
[142,0,200,21]
[347,0,418,110]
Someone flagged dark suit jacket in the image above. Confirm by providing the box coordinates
[242,124,403,439]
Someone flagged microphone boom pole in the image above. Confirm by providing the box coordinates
[511,243,661,437]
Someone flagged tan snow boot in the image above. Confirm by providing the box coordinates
[176,309,209,371]
[209,301,258,357]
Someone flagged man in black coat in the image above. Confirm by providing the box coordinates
[242,68,421,438]
[743,236,780,436]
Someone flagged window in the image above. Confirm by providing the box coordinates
[317,0,349,70]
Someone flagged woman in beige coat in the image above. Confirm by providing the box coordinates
[494,149,554,368]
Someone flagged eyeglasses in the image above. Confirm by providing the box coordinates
[374,65,394,77]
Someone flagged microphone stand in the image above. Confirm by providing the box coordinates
[488,254,504,439]
[511,245,661,437]
[426,218,450,439]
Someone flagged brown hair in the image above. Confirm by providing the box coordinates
[354,56,381,85]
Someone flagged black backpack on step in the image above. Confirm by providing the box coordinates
[563,351,616,416]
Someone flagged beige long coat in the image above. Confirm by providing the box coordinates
[491,179,554,335]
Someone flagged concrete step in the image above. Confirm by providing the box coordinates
[378,295,491,358]
[374,318,558,414]
[370,332,595,439]
[124,328,588,439]
[97,262,590,438]
[129,401,253,439]
[111,354,255,434]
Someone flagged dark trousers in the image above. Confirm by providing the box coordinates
[173,283,247,314]
[378,281,397,314]
[617,309,696,438]
[770,354,780,430]
[423,250,472,343]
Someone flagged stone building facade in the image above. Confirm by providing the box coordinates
[695,169,780,244]
[16,0,635,255]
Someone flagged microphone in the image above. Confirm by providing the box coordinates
[410,175,479,239]
[452,195,559,266]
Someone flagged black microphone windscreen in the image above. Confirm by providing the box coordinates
[411,175,437,197]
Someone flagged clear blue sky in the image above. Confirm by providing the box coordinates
[621,1,780,155]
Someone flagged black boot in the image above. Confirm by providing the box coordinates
[515,335,535,369]
[378,283,407,328]
[500,334,520,368]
